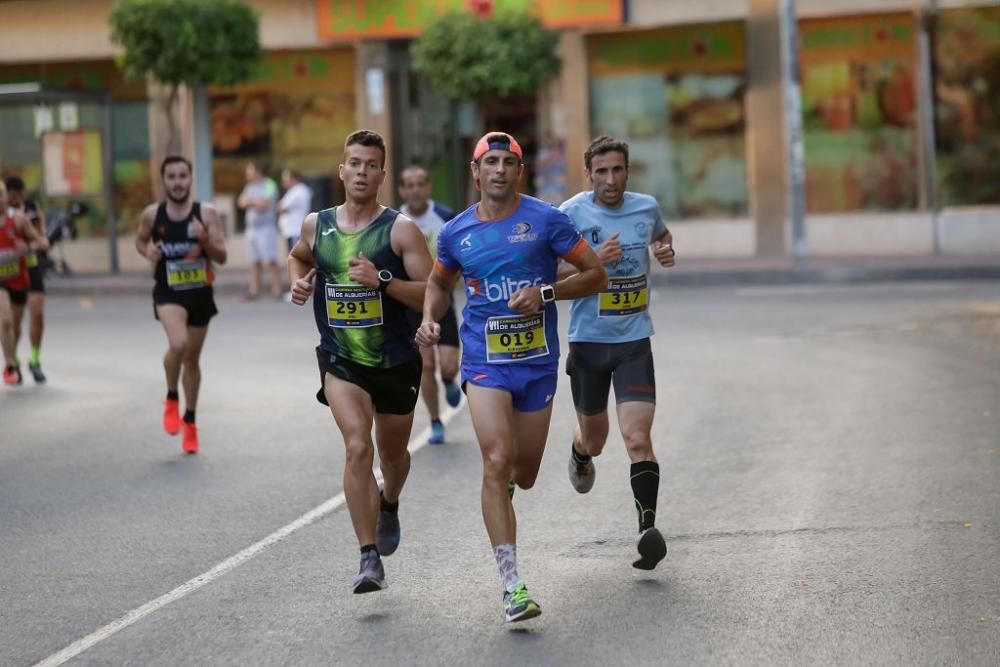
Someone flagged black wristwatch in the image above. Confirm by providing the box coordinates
[377,268,393,291]
[539,284,555,304]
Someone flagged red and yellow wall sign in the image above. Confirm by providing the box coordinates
[317,0,623,40]
[208,48,355,95]
[587,22,746,76]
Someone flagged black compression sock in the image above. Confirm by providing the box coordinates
[183,410,195,424]
[166,390,179,401]
[360,544,378,556]
[380,491,399,513]
[571,445,592,464]
[630,461,660,532]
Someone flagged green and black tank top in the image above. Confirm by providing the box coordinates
[311,206,419,368]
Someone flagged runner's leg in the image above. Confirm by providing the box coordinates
[181,324,209,414]
[156,304,188,393]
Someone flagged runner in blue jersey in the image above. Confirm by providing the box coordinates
[416,132,605,623]
[558,136,676,571]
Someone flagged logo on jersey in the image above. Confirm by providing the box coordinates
[460,233,473,250]
[507,222,538,244]
[636,221,649,238]
[467,275,544,302]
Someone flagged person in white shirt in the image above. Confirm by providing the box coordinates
[278,168,312,254]
[398,165,460,445]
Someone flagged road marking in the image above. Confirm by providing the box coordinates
[33,399,467,667]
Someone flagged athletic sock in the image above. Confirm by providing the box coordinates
[630,461,660,532]
[380,490,399,513]
[360,544,378,556]
[493,543,520,593]
[571,445,592,465]
[30,346,40,366]
[166,389,179,401]
[183,409,195,424]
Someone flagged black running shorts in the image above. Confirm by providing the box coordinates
[565,339,656,416]
[1,283,28,306]
[315,347,422,415]
[27,264,45,294]
[153,286,218,327]
[438,305,460,348]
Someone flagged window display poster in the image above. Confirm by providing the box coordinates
[42,130,104,197]
[799,13,919,212]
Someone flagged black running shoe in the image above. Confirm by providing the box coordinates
[352,551,387,594]
[28,362,46,384]
[376,508,400,556]
[632,527,667,570]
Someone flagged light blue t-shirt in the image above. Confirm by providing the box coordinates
[559,191,667,343]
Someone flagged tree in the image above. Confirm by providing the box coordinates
[411,8,561,101]
[109,0,261,154]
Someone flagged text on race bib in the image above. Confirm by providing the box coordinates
[25,253,39,268]
[485,312,549,364]
[0,250,21,279]
[166,259,208,290]
[326,283,383,328]
[598,275,648,318]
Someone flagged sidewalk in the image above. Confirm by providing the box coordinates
[44,254,1000,296]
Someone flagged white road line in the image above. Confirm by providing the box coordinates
[33,400,467,667]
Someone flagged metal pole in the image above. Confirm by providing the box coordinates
[102,94,119,274]
[917,0,941,254]
[781,0,807,260]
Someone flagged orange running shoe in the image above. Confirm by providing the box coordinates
[163,398,181,435]
[181,421,199,454]
[3,365,19,385]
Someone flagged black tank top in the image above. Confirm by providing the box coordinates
[151,202,214,293]
[311,206,419,368]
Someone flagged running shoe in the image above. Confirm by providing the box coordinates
[443,379,461,408]
[376,506,401,556]
[632,527,667,570]
[503,583,541,623]
[568,447,596,494]
[428,419,445,445]
[353,550,387,594]
[163,399,181,435]
[27,362,46,384]
[181,421,199,454]
[3,365,19,386]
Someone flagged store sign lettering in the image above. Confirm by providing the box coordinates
[317,0,622,39]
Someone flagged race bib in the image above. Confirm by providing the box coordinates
[0,251,20,279]
[598,275,648,317]
[25,252,39,268]
[485,312,549,363]
[326,283,383,328]
[166,258,208,290]
[0,259,19,279]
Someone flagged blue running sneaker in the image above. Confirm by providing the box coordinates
[353,550,387,594]
[428,419,445,445]
[503,583,541,623]
[443,379,461,408]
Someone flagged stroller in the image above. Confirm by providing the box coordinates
[43,201,87,277]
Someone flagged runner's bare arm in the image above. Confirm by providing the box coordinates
[384,215,433,313]
[288,213,317,306]
[17,212,48,252]
[553,240,606,300]
[650,228,675,268]
[135,205,158,261]
[416,262,458,347]
[198,204,227,265]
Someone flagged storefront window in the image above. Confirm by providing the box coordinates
[587,23,748,219]
[933,7,1000,207]
[210,48,356,227]
[799,13,919,213]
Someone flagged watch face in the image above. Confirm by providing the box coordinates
[378,269,392,282]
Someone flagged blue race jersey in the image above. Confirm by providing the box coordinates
[559,191,667,344]
[437,194,587,367]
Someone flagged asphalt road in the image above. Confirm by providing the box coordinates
[2,281,999,666]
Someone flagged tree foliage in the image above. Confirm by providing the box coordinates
[109,0,261,89]
[412,9,561,100]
